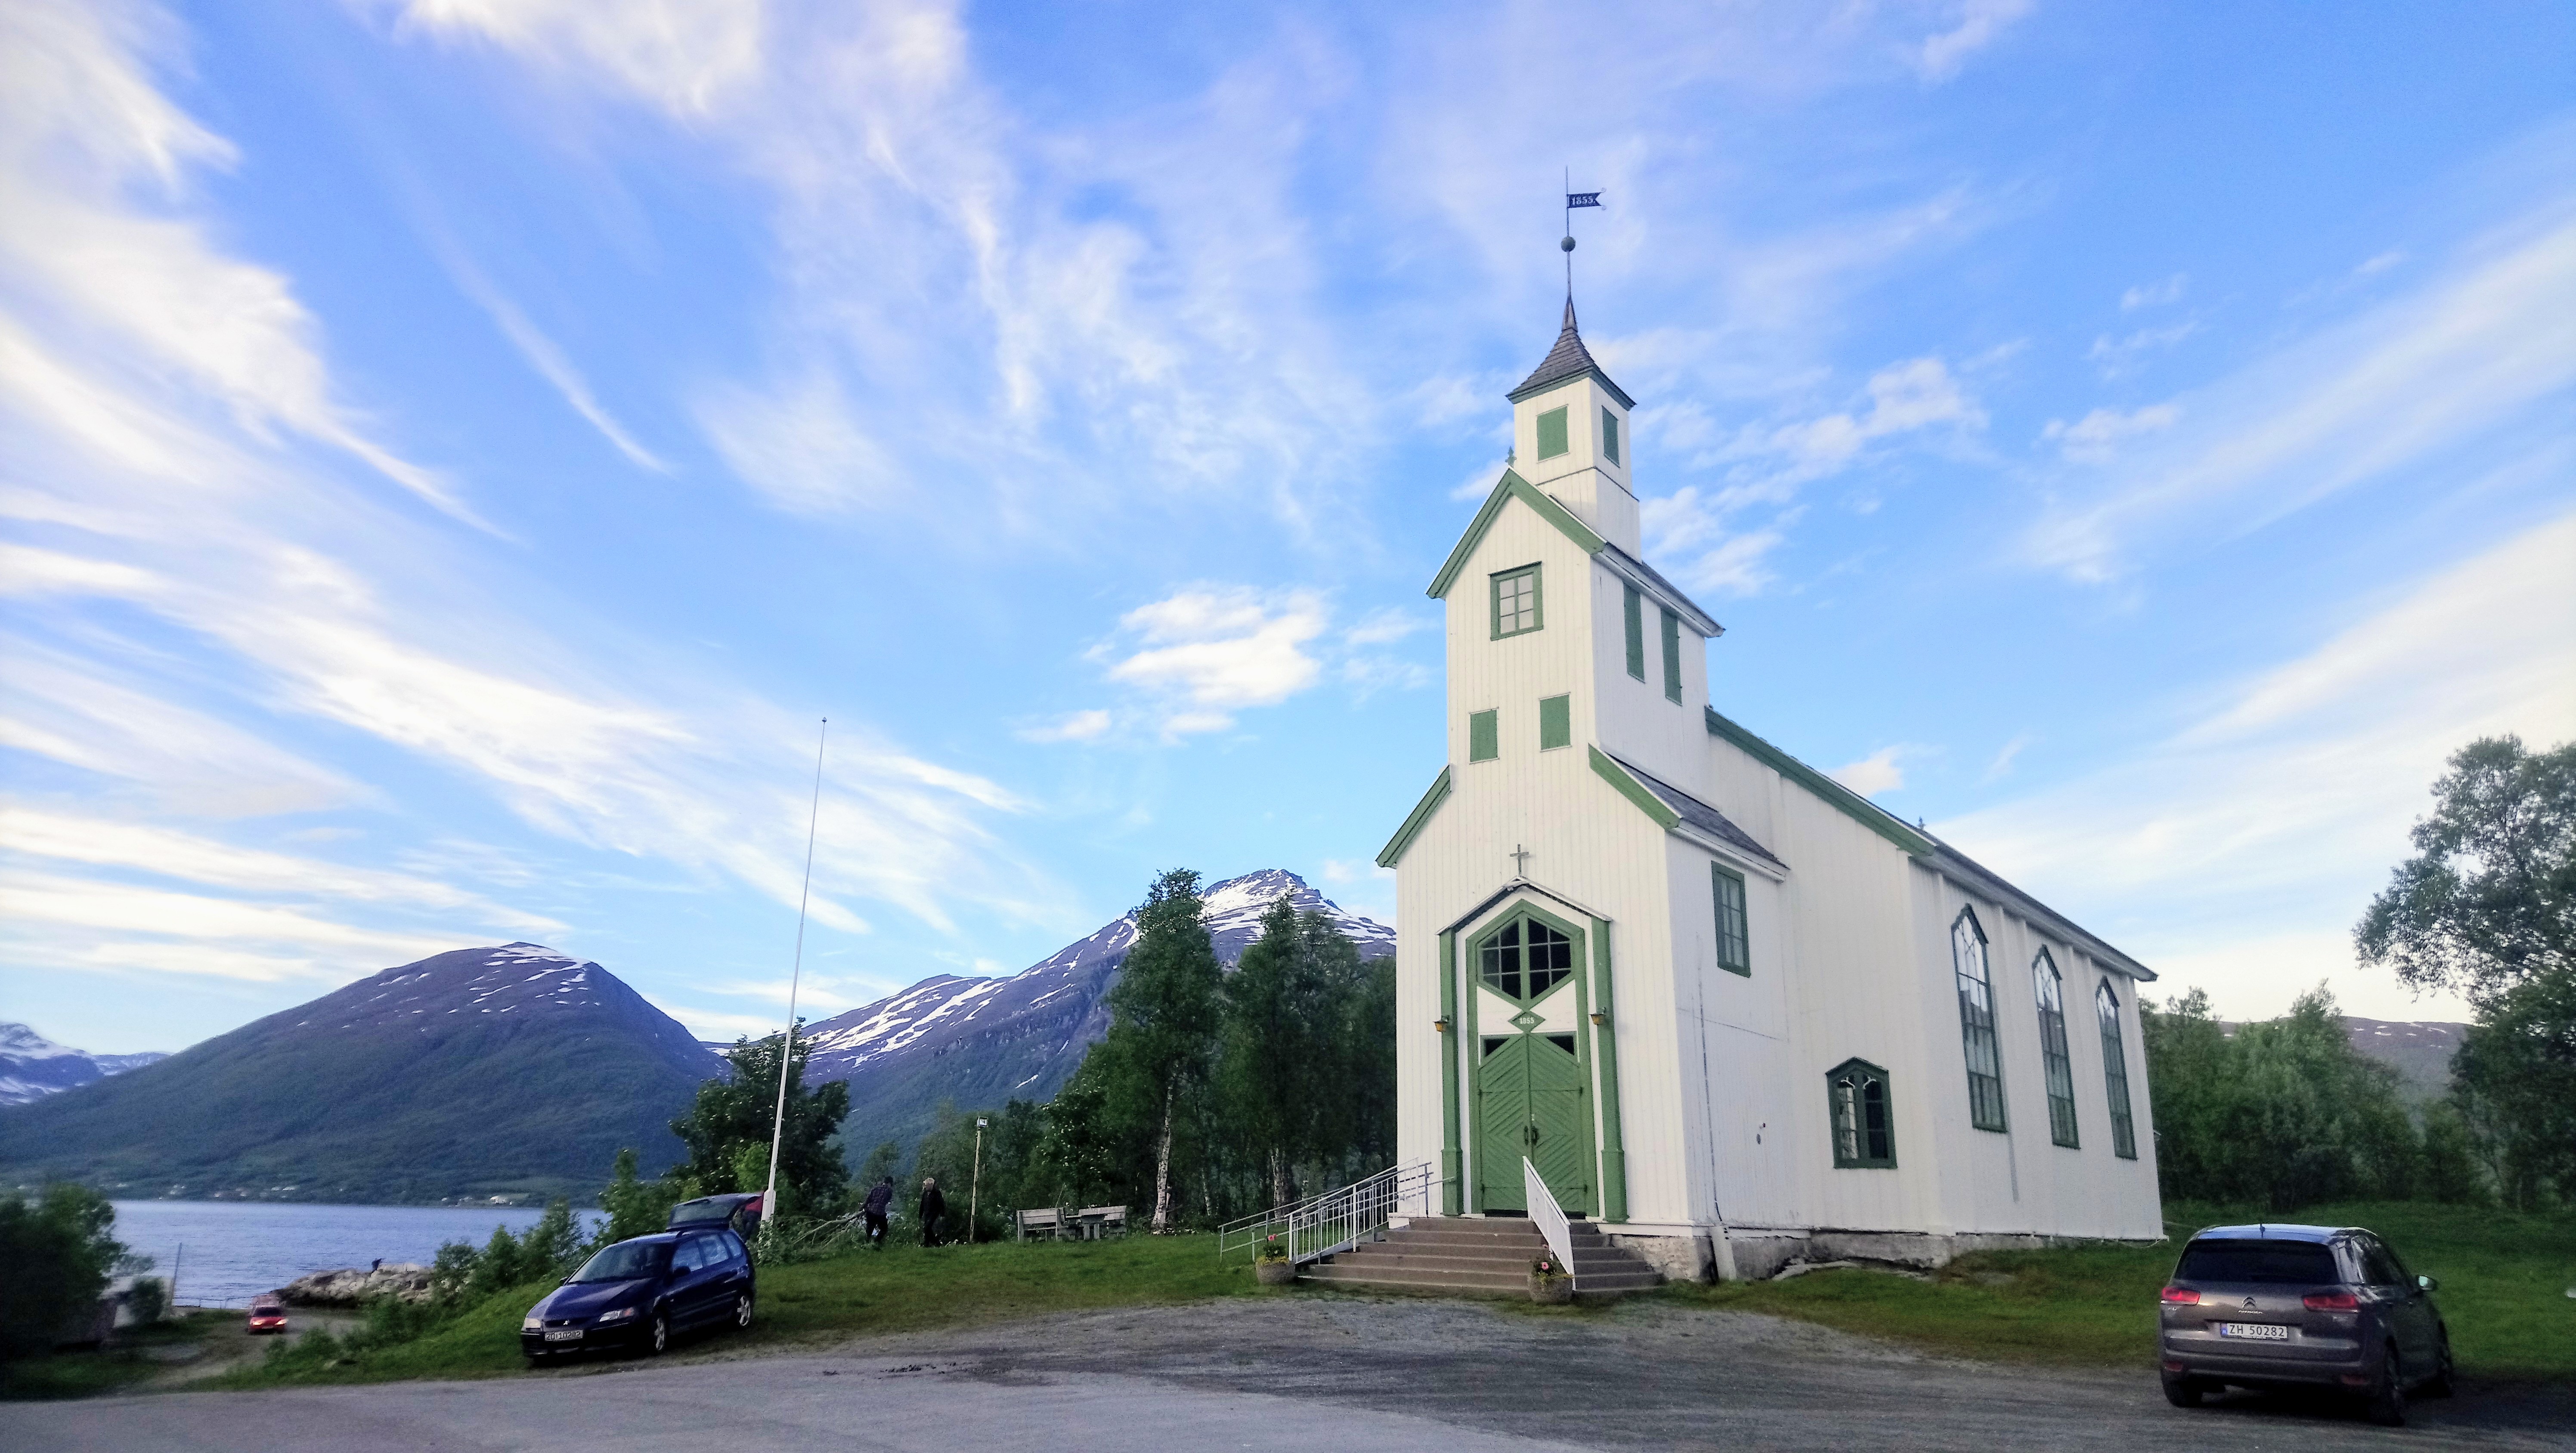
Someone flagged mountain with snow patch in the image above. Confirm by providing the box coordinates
[0,1023,166,1107]
[0,944,723,1203]
[807,869,1390,1153]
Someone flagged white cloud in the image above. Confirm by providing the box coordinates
[2040,402,2180,462]
[1982,733,2033,782]
[1941,512,2576,1021]
[2121,274,2188,311]
[2087,320,2200,376]
[389,0,762,116]
[1767,356,1985,482]
[1915,0,2034,83]
[1829,746,1910,797]
[697,373,899,517]
[1102,586,1328,735]
[447,257,667,471]
[2029,208,2576,581]
[1017,709,1111,744]
[1344,607,1431,647]
[1641,494,1793,597]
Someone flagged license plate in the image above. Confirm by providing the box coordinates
[542,1329,584,1343]
[2217,1322,2290,1341]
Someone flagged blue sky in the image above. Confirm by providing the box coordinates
[3,0,2570,1054]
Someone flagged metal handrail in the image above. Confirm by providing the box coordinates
[1523,1157,1576,1289]
[1217,1161,1434,1265]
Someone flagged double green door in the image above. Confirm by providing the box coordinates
[1475,1030,1591,1213]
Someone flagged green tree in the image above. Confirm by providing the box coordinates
[1099,868,1224,1231]
[855,1140,904,1189]
[1341,953,1399,1177]
[597,1147,683,1243]
[669,1028,852,1215]
[0,1184,125,1358]
[1220,895,1341,1207]
[2357,735,2575,1204]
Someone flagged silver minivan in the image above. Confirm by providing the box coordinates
[2159,1223,2453,1426]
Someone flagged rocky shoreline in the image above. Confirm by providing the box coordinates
[276,1264,432,1306]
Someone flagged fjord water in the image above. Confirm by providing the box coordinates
[113,1200,607,1308]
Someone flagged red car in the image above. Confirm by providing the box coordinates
[247,1295,288,1335]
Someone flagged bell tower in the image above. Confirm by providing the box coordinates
[1507,298,1639,554]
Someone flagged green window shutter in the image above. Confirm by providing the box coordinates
[1468,709,1499,763]
[1490,565,1542,639]
[1536,407,1569,460]
[1622,586,1644,680]
[1601,408,1619,464]
[1660,609,1683,704]
[1712,865,1749,975]
[1538,695,1570,751]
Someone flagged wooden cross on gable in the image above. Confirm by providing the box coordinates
[1510,844,1533,878]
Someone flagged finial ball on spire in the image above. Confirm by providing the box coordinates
[1561,235,1576,253]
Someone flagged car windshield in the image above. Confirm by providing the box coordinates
[2174,1239,2340,1285]
[570,1241,669,1283]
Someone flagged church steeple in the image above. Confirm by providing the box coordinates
[1504,296,1639,553]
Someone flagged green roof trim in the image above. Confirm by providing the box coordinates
[1588,746,1679,830]
[1703,708,1936,855]
[1426,470,1606,600]
[1377,765,1453,868]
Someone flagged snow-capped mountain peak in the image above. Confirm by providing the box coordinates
[0,1023,167,1106]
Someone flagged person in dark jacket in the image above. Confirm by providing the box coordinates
[917,1178,947,1248]
[861,1176,894,1249]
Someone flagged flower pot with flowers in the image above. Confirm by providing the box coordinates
[1529,1253,1573,1304]
[1255,1237,1297,1285]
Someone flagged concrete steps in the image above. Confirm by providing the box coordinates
[1302,1217,1663,1298]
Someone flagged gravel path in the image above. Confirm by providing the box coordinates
[9,1292,2565,1450]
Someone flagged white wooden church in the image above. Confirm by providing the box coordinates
[1377,300,2165,1281]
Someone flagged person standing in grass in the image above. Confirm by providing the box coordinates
[862,1175,894,1249]
[918,1178,947,1248]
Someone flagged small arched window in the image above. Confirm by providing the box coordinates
[2032,950,2079,1148]
[1476,914,1575,1003]
[1951,907,2007,1131]
[2096,981,2138,1159]
[1828,1059,1895,1169]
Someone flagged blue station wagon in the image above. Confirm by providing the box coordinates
[521,1227,755,1360]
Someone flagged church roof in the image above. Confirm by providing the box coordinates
[1604,751,1786,872]
[1508,298,1635,409]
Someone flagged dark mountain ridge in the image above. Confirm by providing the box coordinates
[0,944,724,1204]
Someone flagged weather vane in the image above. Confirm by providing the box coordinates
[1563,169,1602,297]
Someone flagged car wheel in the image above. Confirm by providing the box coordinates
[734,1292,754,1332]
[646,1310,670,1357]
[2160,1373,2204,1409]
[2421,1330,2455,1399]
[2364,1346,2406,1427]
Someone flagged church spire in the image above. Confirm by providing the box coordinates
[1510,293,1630,407]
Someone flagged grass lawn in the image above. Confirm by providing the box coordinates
[0,1311,232,1400]
[210,1234,1259,1389]
[1663,1201,2576,1380]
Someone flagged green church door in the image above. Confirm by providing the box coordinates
[1469,912,1594,1215]
[1476,1032,1591,1213]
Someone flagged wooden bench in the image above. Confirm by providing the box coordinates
[1074,1205,1129,1240]
[1015,1207,1068,1242]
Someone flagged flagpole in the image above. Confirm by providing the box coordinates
[762,717,828,1243]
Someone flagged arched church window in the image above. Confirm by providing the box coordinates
[2032,950,2080,1148]
[1828,1059,1895,1168]
[1476,915,1575,1003]
[2096,981,2138,1159]
[1951,907,2008,1132]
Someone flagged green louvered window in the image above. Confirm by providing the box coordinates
[1491,565,1542,639]
[1538,694,1570,751]
[1536,407,1569,460]
[1601,408,1620,464]
[1468,709,1499,763]
[2034,950,2079,1149]
[1660,609,1683,704]
[1829,1059,1896,1168]
[1623,585,1644,680]
[1712,865,1749,976]
[1953,908,2008,1132]
[2097,980,2137,1159]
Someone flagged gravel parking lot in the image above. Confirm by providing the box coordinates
[10,1293,2568,1451]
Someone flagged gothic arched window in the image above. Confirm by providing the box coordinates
[1951,907,2008,1132]
[1828,1059,1895,1168]
[2033,949,2079,1148]
[2097,980,2138,1159]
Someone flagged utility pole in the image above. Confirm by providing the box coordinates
[762,718,829,1249]
[969,1119,988,1244]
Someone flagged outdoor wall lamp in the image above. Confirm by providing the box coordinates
[1432,1016,1451,1034]
[1589,1011,1608,1027]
